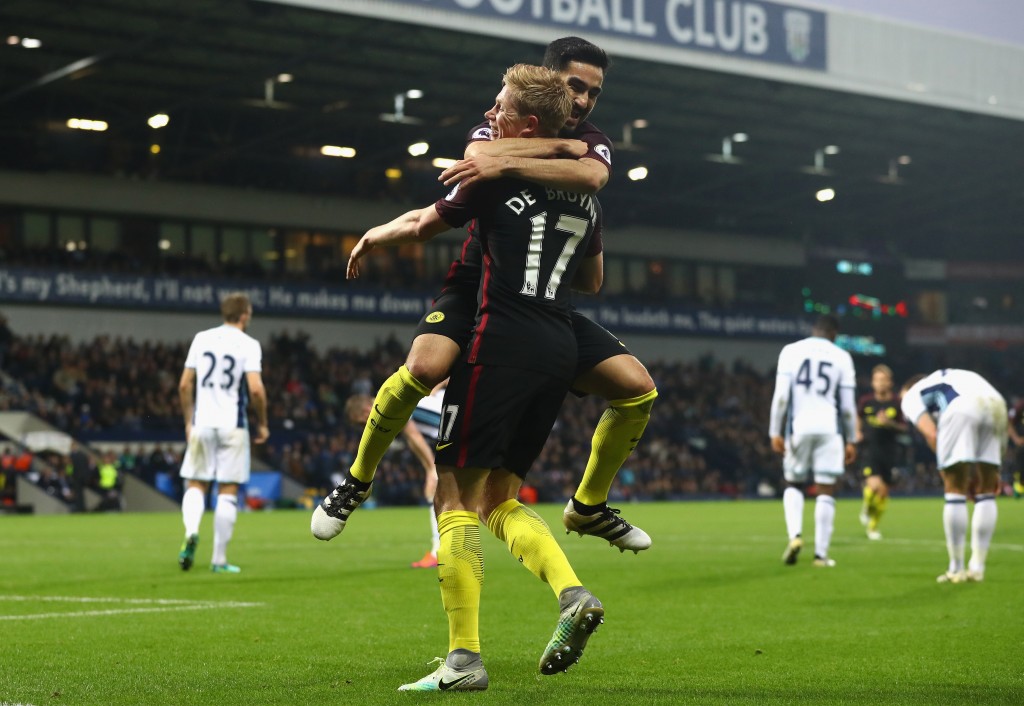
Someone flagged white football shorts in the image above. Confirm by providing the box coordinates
[936,395,1007,470]
[783,433,845,485]
[179,426,251,484]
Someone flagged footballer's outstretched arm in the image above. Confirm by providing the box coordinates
[441,138,606,193]
[347,206,450,279]
[467,137,586,160]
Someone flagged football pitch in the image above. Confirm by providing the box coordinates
[1,498,1022,705]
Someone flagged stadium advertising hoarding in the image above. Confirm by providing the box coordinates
[260,0,827,70]
[0,267,811,340]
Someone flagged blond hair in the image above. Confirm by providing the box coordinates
[220,292,252,323]
[502,63,572,137]
[872,364,893,379]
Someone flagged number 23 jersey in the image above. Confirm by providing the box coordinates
[184,324,263,429]
[435,178,602,382]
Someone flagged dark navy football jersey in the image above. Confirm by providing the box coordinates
[435,178,602,381]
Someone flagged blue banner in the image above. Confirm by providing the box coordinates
[0,267,811,339]
[264,0,827,70]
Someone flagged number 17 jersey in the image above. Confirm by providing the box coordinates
[435,178,602,383]
[184,324,263,429]
[769,336,857,438]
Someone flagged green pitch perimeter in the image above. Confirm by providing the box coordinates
[1,498,1022,705]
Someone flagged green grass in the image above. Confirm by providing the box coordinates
[1,498,1022,705]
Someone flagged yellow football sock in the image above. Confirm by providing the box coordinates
[349,366,431,483]
[436,511,484,654]
[870,495,889,531]
[574,389,658,506]
[862,486,876,518]
[486,499,580,598]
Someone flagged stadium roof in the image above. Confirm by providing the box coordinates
[2,0,1022,259]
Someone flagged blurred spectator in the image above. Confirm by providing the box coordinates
[69,442,92,512]
[95,450,123,511]
[39,463,73,502]
[0,313,13,368]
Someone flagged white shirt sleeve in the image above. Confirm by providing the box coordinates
[244,338,262,373]
[900,382,927,425]
[183,336,200,370]
[768,347,792,438]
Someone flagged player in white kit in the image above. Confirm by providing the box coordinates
[177,293,269,573]
[900,369,1007,583]
[341,382,446,567]
[769,315,857,567]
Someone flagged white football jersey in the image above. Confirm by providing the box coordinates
[184,324,262,429]
[769,336,857,438]
[901,369,1004,424]
[410,388,445,442]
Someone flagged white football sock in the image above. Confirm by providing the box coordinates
[783,486,804,540]
[943,494,968,573]
[429,507,440,554]
[212,494,238,566]
[814,495,836,559]
[969,494,997,573]
[182,486,205,537]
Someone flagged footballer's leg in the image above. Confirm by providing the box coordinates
[211,482,241,573]
[482,377,604,676]
[968,463,1000,581]
[567,321,656,552]
[179,481,205,571]
[781,443,806,565]
[311,339,453,541]
[313,289,474,541]
[938,463,970,583]
[178,430,213,571]
[812,481,837,567]
[482,471,604,676]
[869,475,889,540]
[860,467,875,528]
[400,466,488,691]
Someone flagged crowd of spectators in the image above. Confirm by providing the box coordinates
[3,326,997,509]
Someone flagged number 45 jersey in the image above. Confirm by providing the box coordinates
[769,335,857,439]
[435,177,602,383]
[184,324,263,429]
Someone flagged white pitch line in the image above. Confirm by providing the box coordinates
[0,596,264,621]
[1,594,264,606]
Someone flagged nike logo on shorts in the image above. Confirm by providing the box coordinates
[436,442,453,451]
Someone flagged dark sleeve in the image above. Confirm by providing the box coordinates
[435,182,491,229]
[466,121,493,146]
[576,121,613,174]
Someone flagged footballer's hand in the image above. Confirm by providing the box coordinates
[439,154,503,188]
[560,139,588,158]
[253,424,270,444]
[844,443,857,465]
[771,436,785,455]
[346,236,376,279]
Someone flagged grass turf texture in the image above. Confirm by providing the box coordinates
[1,498,1022,705]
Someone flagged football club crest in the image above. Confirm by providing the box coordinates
[784,10,812,63]
[594,144,612,166]
[472,126,493,141]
